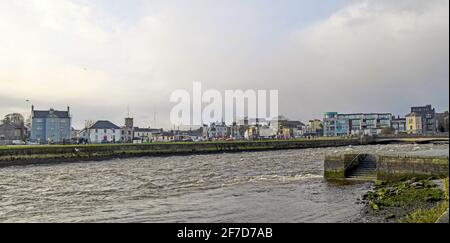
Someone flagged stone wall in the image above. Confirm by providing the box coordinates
[377,155,449,181]
[324,152,449,181]
[0,138,362,167]
[324,153,363,179]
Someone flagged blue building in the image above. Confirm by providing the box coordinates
[323,112,392,136]
[30,106,71,144]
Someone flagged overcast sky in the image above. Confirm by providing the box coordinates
[0,0,448,129]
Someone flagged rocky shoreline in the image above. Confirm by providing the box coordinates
[352,178,449,223]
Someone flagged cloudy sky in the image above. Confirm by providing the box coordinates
[0,0,448,129]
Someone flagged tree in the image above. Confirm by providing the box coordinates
[3,113,24,127]
[84,120,95,129]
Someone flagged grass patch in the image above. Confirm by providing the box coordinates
[399,201,448,223]
[399,178,449,223]
[363,178,448,222]
[367,179,444,209]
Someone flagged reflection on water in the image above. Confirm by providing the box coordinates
[0,143,447,222]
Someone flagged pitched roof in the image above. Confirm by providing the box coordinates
[89,120,120,129]
[32,109,70,119]
[162,131,175,136]
[134,127,163,133]
[279,120,305,128]
[0,122,22,130]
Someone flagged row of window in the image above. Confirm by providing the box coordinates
[34,119,68,123]
[93,129,118,133]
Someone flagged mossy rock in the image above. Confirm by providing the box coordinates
[371,203,380,210]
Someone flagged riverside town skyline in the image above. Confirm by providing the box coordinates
[0,0,448,228]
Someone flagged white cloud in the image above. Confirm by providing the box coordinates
[270,0,449,118]
[0,0,448,128]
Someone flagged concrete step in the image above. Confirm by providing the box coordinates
[349,171,376,175]
[353,171,376,174]
[351,172,376,175]
[350,177,376,179]
[346,157,377,180]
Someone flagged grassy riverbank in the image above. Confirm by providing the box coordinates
[360,177,449,223]
[0,137,352,149]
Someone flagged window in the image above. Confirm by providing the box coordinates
[104,129,107,133]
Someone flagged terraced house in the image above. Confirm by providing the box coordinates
[30,106,71,144]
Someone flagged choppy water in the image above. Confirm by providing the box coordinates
[0,143,448,223]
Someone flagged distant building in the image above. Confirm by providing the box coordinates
[133,128,163,143]
[30,106,71,144]
[305,119,323,137]
[207,122,229,139]
[230,122,247,140]
[323,112,349,137]
[121,117,134,143]
[406,112,423,134]
[80,120,121,143]
[70,127,80,143]
[410,105,437,134]
[391,116,407,134]
[184,128,204,141]
[237,118,269,126]
[436,111,449,133]
[274,117,305,139]
[258,126,276,139]
[159,131,176,142]
[0,122,26,145]
[245,126,257,140]
[323,112,392,136]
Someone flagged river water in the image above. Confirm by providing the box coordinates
[0,143,448,223]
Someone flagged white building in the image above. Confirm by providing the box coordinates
[208,122,229,139]
[80,120,121,143]
[133,128,163,143]
[259,126,277,139]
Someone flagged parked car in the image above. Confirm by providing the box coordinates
[12,140,26,145]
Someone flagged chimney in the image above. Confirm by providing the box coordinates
[67,106,70,113]
[31,105,34,111]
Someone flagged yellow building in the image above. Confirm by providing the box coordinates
[308,119,323,131]
[281,127,291,139]
[406,112,422,134]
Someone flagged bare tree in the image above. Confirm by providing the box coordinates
[84,120,95,129]
[3,113,24,127]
